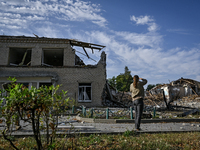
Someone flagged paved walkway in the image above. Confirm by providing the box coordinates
[1,116,200,137]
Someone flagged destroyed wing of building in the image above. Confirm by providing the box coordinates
[0,35,106,107]
[102,77,200,108]
[147,78,200,108]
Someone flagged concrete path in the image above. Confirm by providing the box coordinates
[1,116,200,137]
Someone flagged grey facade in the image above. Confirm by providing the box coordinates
[0,35,106,107]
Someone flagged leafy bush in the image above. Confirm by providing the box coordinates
[0,77,74,150]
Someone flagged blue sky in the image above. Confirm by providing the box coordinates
[0,0,200,85]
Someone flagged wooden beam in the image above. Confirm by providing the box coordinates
[82,47,90,58]
[75,50,96,62]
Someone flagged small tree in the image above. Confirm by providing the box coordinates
[116,66,132,92]
[0,78,74,150]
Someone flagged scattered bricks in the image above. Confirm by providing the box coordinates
[197,125,200,127]
[191,124,195,126]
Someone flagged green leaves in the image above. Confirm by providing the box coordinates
[0,78,75,150]
[108,66,133,92]
[0,78,73,118]
[8,77,17,82]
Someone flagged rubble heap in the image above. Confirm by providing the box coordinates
[103,78,200,109]
[174,95,200,108]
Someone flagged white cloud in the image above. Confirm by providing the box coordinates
[114,31,162,48]
[148,23,158,32]
[130,15,159,32]
[35,26,59,38]
[0,0,107,28]
[26,15,45,21]
[167,29,190,35]
[77,30,200,84]
[130,15,154,25]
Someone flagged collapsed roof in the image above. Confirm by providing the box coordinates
[171,78,200,88]
[0,35,105,61]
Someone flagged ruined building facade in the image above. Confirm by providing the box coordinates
[0,35,106,107]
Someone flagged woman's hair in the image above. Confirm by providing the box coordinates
[133,75,139,88]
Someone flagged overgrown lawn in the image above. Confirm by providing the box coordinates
[0,132,199,149]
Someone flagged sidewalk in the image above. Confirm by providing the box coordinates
[1,116,200,137]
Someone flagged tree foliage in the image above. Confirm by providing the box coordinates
[0,77,74,150]
[146,84,156,91]
[146,84,161,91]
[108,76,116,89]
[108,66,133,92]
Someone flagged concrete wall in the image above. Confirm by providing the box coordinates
[0,39,106,107]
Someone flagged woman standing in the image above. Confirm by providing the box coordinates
[130,75,147,131]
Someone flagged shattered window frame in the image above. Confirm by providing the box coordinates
[78,83,92,102]
[9,47,32,66]
[42,48,64,67]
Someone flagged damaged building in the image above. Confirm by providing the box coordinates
[148,78,200,108]
[171,78,200,96]
[102,77,200,109]
[0,35,106,107]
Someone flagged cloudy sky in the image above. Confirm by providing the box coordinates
[1,0,200,85]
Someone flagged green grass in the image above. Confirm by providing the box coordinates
[0,132,200,149]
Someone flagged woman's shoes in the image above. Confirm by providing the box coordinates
[136,128,141,131]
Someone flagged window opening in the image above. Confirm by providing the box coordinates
[42,49,63,66]
[9,48,31,66]
[78,83,91,102]
[39,82,52,87]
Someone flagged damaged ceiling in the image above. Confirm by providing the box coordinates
[0,35,105,62]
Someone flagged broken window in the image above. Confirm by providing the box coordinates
[42,49,63,66]
[9,48,32,66]
[78,83,91,102]
[39,82,52,87]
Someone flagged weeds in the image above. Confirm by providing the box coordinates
[123,129,135,136]
[0,132,200,149]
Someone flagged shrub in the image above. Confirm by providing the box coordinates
[0,77,74,150]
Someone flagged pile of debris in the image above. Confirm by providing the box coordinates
[174,95,200,108]
[115,91,132,107]
[103,78,200,110]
